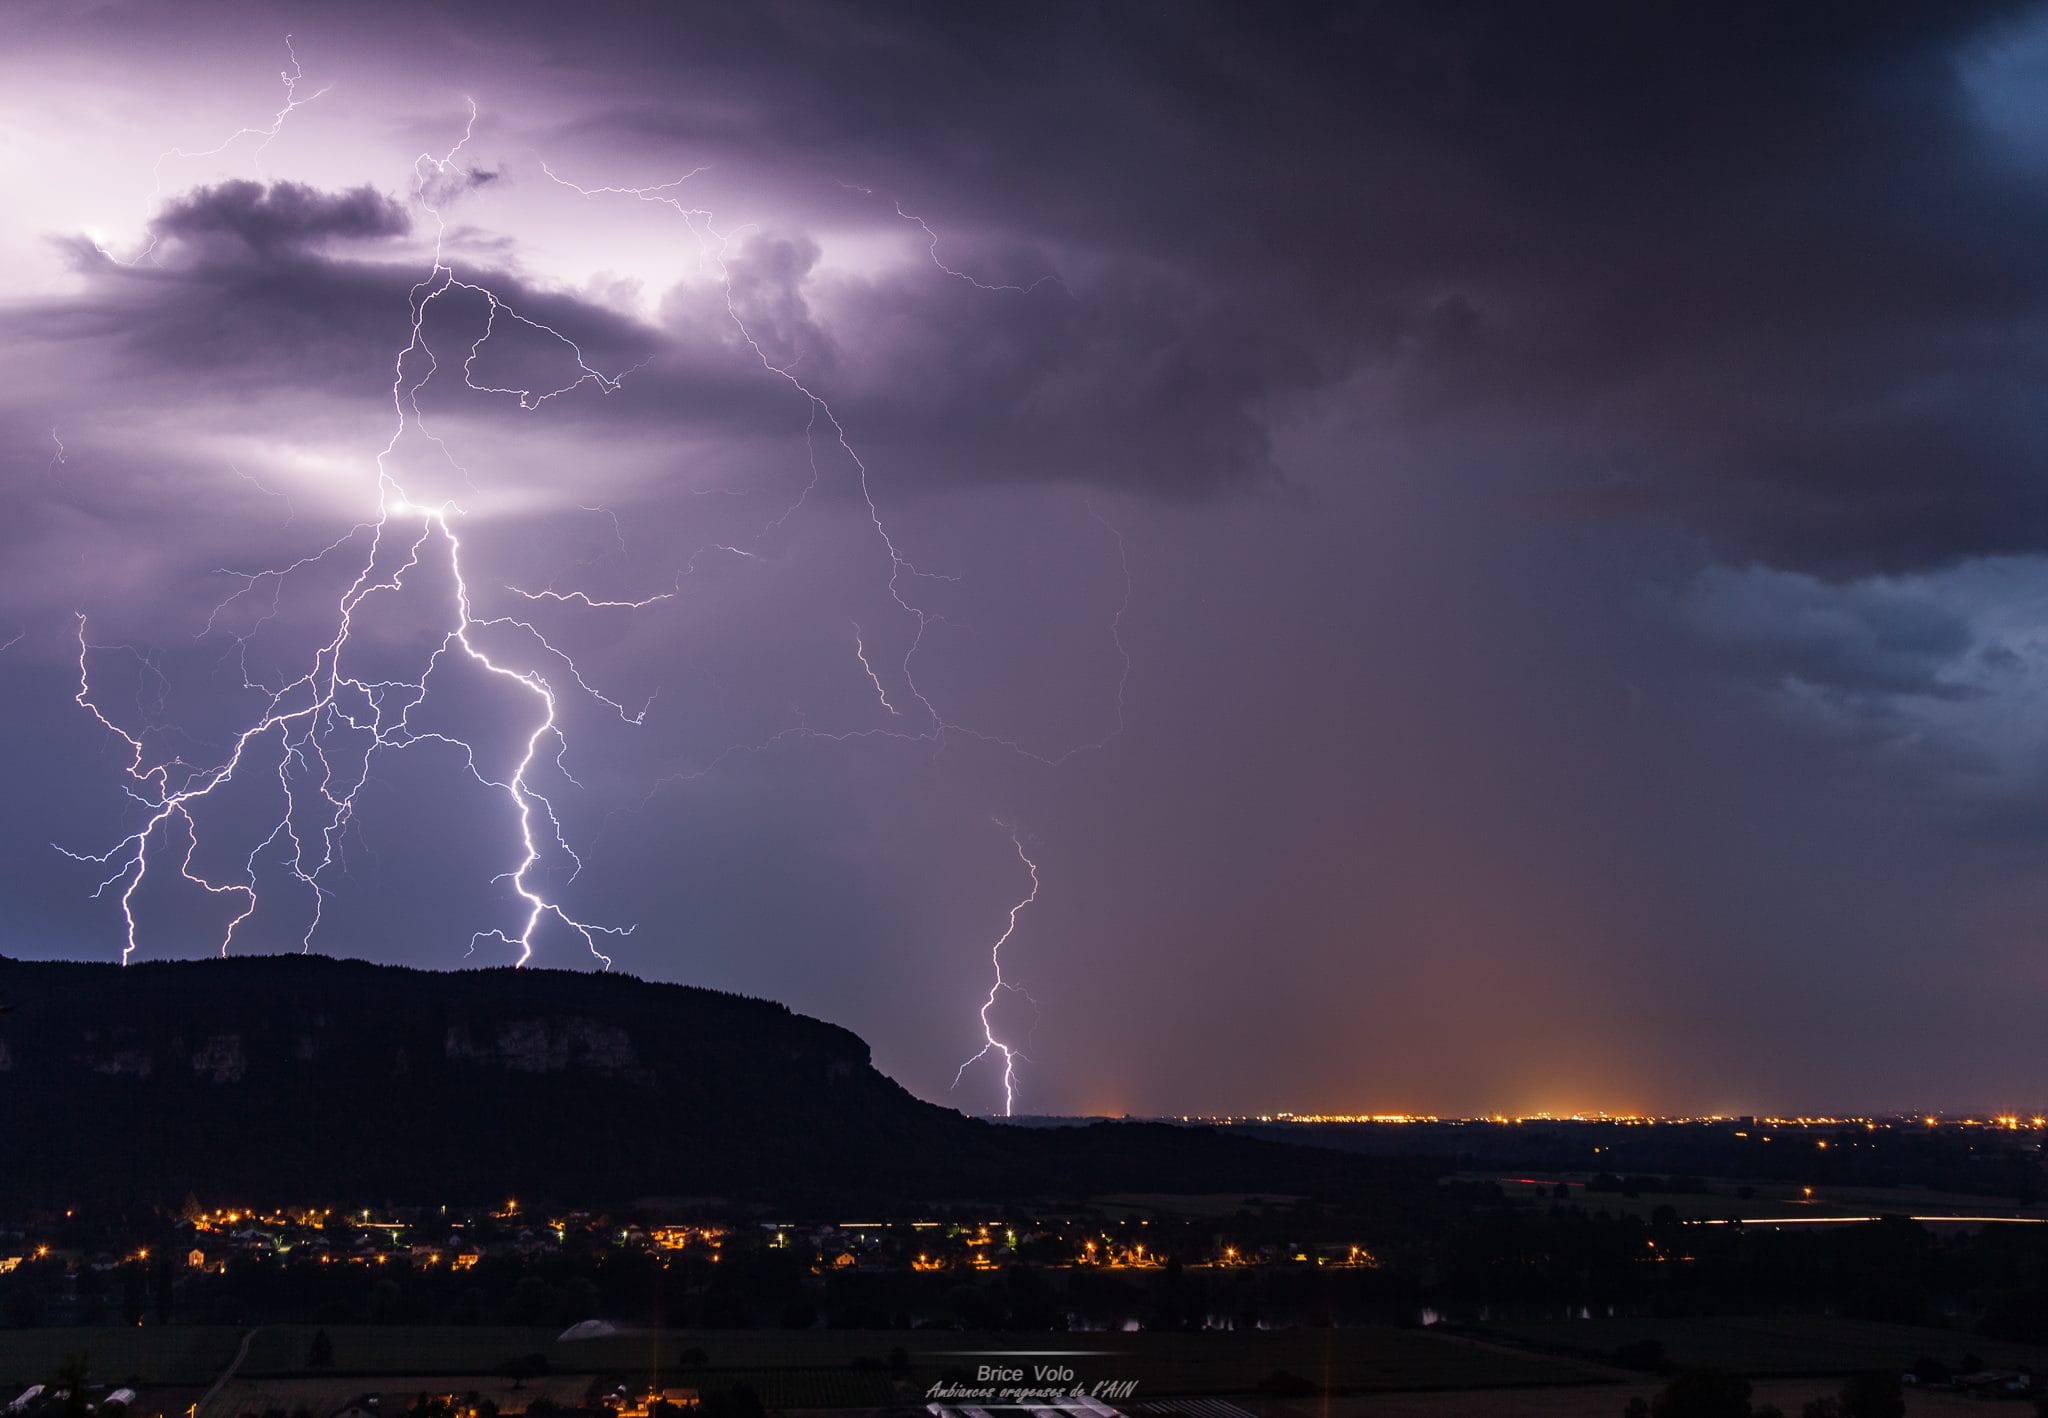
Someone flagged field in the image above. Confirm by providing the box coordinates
[1468,1174,2048,1225]
[25,1318,2011,1413]
[0,1324,1618,1406]
[204,1325,1611,1393]
[1087,1195,1308,1220]
[1251,1381,2002,1418]
[0,1326,244,1385]
[1471,1313,2048,1377]
[210,1369,896,1415]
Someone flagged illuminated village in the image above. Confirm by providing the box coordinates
[2,1197,1381,1305]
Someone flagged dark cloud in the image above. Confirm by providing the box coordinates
[154,180,409,254]
[8,1,2048,1115]
[347,0,2043,568]
[24,196,654,405]
[28,0,2044,547]
[1671,565,1982,704]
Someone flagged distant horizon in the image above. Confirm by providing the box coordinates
[7,948,2042,1124]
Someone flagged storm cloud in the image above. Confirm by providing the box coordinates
[4,0,2048,1115]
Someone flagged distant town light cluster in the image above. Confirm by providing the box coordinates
[1186,1111,2048,1129]
[0,1201,1388,1288]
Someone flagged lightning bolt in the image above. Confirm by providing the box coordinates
[952,825,1041,1117]
[543,161,1129,1112]
[58,51,1133,1116]
[150,35,330,192]
[60,87,640,969]
[837,181,1064,296]
[89,38,328,271]
[226,461,297,527]
[891,199,1066,296]
[541,161,1132,773]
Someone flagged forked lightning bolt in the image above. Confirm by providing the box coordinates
[60,91,640,969]
[59,50,1131,1115]
[952,826,1042,1117]
[540,160,1127,1111]
[539,162,1131,773]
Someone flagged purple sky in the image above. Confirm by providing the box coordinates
[5,1,2048,1118]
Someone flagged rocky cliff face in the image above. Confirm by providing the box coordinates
[0,954,1393,1211]
[0,953,963,1209]
[443,1016,644,1078]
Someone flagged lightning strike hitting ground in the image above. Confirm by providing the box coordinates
[542,159,1129,1110]
[952,826,1042,1117]
[60,94,641,970]
[58,50,1132,1111]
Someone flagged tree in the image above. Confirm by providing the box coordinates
[1912,1356,1952,1386]
[2,1283,43,1329]
[1836,1372,1903,1418]
[367,1278,404,1324]
[152,1247,175,1325]
[1614,1339,1667,1372]
[307,1329,335,1369]
[1651,1369,1754,1418]
[699,1387,763,1418]
[120,1264,147,1327]
[55,1354,91,1418]
[494,1354,548,1389]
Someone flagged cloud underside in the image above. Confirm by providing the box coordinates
[12,0,2045,569]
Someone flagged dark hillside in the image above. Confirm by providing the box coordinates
[0,955,1411,1211]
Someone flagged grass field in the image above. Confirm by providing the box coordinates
[1088,1195,1307,1220]
[241,1326,929,1376]
[240,1325,1614,1394]
[1247,1378,1995,1418]
[2,1319,2020,1418]
[0,1327,244,1386]
[1,1324,1618,1404]
[1472,1313,2048,1377]
[1467,1174,2048,1225]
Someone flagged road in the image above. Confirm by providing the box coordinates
[195,1327,260,1418]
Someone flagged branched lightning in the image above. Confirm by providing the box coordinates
[838,181,1067,296]
[542,159,1130,1110]
[58,56,1133,1115]
[540,161,1130,776]
[150,36,330,193]
[892,199,1066,296]
[90,38,329,271]
[951,824,1042,1117]
[61,88,642,969]
[227,461,297,527]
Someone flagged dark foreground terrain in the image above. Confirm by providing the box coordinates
[0,955,1403,1211]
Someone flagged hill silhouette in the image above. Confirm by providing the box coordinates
[0,955,1400,1211]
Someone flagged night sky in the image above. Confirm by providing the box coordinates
[4,1,2048,1119]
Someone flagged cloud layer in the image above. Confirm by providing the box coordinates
[3,0,2048,1114]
